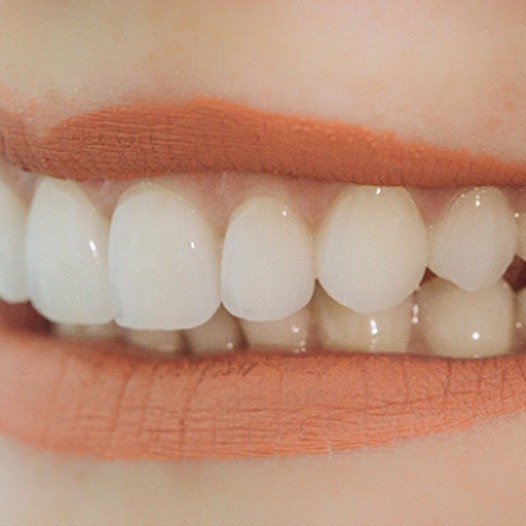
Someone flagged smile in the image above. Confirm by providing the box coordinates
[1,98,526,460]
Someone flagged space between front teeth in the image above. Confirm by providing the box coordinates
[312,286,412,353]
[315,186,427,313]
[25,177,113,324]
[428,187,517,291]
[221,194,314,321]
[416,277,514,358]
[109,182,221,330]
[0,177,28,303]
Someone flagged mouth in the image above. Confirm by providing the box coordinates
[1,97,526,460]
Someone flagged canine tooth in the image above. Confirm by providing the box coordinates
[313,286,412,353]
[109,182,220,330]
[25,177,113,324]
[316,186,427,313]
[125,329,184,354]
[417,277,513,358]
[0,178,28,302]
[221,195,314,321]
[184,306,243,355]
[429,187,517,291]
[241,307,311,351]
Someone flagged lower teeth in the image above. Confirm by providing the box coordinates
[44,277,526,360]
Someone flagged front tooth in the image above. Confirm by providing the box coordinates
[52,321,121,340]
[109,182,220,330]
[416,277,513,358]
[313,286,412,353]
[125,329,184,354]
[0,177,29,303]
[316,186,427,313]
[429,187,517,291]
[25,177,113,324]
[184,306,243,355]
[221,195,314,321]
[241,306,312,351]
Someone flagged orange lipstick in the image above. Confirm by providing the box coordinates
[1,97,526,460]
[1,97,525,186]
[0,302,525,459]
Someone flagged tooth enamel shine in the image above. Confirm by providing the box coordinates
[316,186,427,313]
[313,286,412,353]
[109,182,221,330]
[109,183,220,330]
[25,177,113,324]
[417,277,514,358]
[221,195,315,321]
[429,187,517,292]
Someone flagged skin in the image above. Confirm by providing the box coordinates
[0,1,526,524]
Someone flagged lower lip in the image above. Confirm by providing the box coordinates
[0,301,525,460]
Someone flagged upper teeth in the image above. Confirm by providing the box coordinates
[1,173,525,349]
[108,181,221,330]
[315,185,427,313]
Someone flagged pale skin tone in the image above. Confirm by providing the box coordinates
[1,1,526,524]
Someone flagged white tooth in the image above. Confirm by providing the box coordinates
[241,306,311,351]
[52,321,121,340]
[316,186,427,313]
[109,182,220,330]
[429,187,517,292]
[125,329,184,354]
[313,286,412,353]
[184,306,243,355]
[221,195,314,321]
[25,177,113,324]
[416,277,513,358]
[0,177,29,303]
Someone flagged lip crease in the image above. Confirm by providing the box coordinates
[1,97,526,460]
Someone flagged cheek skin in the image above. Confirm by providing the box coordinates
[0,1,525,162]
[0,1,525,525]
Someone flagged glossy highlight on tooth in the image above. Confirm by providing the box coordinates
[1,97,526,186]
[5,171,526,358]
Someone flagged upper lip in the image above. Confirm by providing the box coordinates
[1,96,526,460]
[1,96,526,186]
